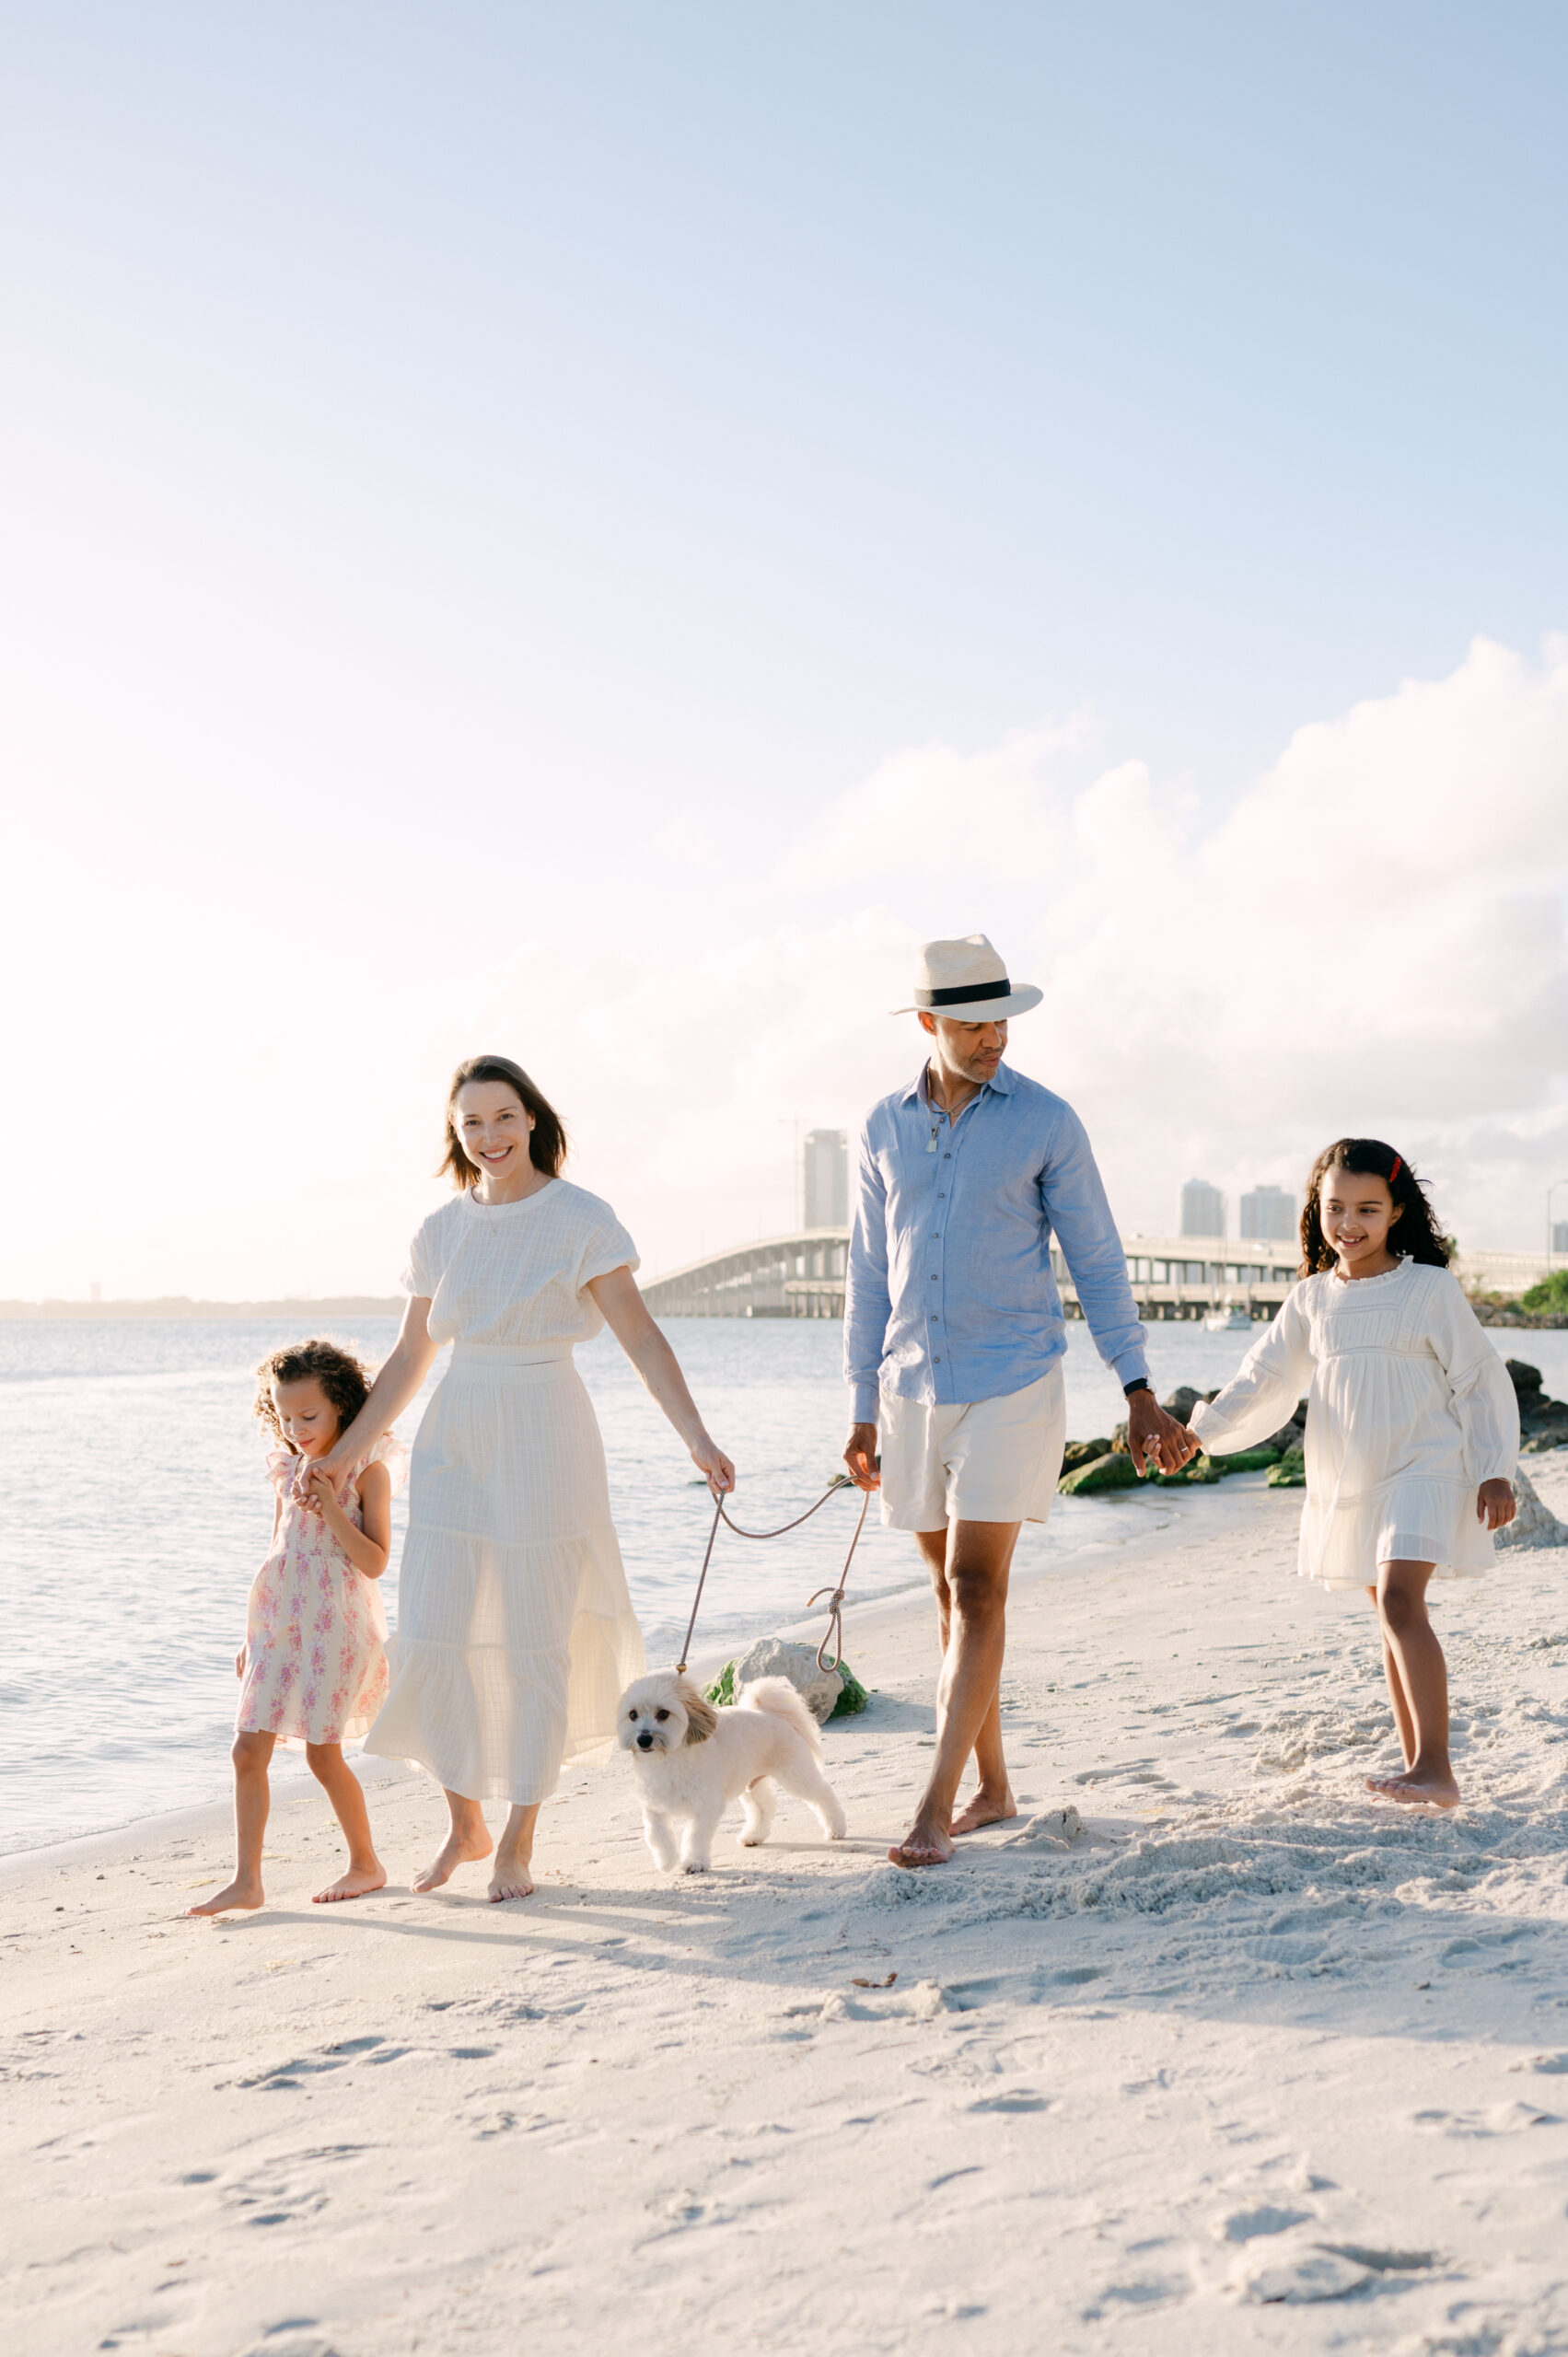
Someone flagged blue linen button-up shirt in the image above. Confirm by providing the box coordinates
[843,1060,1150,1423]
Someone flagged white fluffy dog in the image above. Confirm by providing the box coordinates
[617,1669,847,1873]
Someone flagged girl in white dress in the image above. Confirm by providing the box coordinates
[1185,1139,1517,1809]
[311,1053,735,1901]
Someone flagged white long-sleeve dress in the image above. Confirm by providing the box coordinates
[1189,1259,1518,1590]
[363,1179,646,1803]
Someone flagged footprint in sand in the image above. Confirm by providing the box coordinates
[1233,2247,1370,2304]
[1233,2240,1435,2304]
[1085,2272,1191,2316]
[1214,2203,1312,2242]
[1411,2101,1560,2135]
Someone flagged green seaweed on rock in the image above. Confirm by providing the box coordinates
[703,1655,868,1721]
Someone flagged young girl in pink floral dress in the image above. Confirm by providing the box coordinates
[187,1340,406,1915]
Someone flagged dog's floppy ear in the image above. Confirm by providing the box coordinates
[679,1681,718,1744]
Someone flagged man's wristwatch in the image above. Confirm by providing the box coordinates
[1122,1378,1153,1399]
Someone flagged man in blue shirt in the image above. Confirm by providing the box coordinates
[843,934,1193,1867]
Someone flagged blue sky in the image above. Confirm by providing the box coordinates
[3,4,1566,1294]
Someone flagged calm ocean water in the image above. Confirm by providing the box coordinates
[4,1315,1562,1855]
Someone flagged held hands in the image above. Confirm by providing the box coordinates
[1127,1389,1200,1478]
[301,1463,345,1520]
[292,1451,343,1507]
[843,1422,880,1492]
[691,1434,736,1499]
[1477,1478,1516,1532]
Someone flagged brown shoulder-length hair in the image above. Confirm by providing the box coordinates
[439,1053,569,1190]
[253,1338,373,1452]
[1298,1137,1451,1275]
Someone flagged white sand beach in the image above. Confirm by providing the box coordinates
[7,1462,1568,2357]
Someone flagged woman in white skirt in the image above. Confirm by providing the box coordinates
[312,1053,735,1900]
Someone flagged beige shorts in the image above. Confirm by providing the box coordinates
[877,1367,1067,1532]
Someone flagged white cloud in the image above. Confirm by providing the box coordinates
[777,715,1092,888]
[3,639,1564,1296]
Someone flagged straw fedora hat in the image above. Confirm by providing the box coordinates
[892,933,1043,1019]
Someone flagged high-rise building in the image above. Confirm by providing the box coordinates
[1240,1184,1298,1241]
[1179,1179,1225,1237]
[1553,1222,1568,1256]
[803,1129,849,1228]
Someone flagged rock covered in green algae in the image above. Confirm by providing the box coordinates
[1059,1449,1140,1496]
[704,1651,868,1720]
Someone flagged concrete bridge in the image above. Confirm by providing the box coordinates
[640,1229,852,1319]
[640,1228,1307,1321]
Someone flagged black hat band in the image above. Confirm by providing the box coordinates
[915,979,1011,1009]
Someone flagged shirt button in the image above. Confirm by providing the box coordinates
[934,1354,942,1364]
[943,1153,951,1160]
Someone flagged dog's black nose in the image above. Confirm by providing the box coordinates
[636,1731,654,1748]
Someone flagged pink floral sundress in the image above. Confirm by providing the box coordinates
[236,1434,407,1746]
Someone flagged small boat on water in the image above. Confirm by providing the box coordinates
[1203,1297,1253,1332]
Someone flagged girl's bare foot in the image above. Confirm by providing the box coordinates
[312,1864,388,1903]
[185,1877,264,1916]
[412,1828,492,1892]
[489,1852,535,1902]
[1365,1768,1461,1809]
[888,1817,955,1868]
[951,1785,1017,1836]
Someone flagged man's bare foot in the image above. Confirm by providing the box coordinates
[489,1854,535,1902]
[888,1820,956,1869]
[412,1828,492,1893]
[951,1787,1017,1836]
[185,1876,263,1916]
[1365,1768,1461,1809]
[312,1864,388,1904]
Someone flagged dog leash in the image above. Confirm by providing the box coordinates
[675,1473,871,1677]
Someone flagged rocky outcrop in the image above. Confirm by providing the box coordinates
[1494,1468,1568,1550]
[1506,1361,1568,1454]
[1267,1446,1306,1489]
[1062,1436,1113,1471]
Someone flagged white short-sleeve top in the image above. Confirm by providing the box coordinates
[402,1180,640,1350]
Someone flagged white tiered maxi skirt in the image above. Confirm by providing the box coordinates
[364,1341,645,1804]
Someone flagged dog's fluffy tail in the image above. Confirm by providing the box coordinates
[738,1675,825,1756]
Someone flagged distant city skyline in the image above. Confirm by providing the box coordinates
[1179,1178,1300,1245]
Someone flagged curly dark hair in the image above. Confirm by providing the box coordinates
[253,1338,374,1452]
[1299,1138,1451,1275]
[438,1052,568,1190]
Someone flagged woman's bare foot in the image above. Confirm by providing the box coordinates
[888,1817,955,1869]
[412,1828,492,1893]
[1365,1767,1461,1809]
[951,1785,1017,1836]
[185,1876,264,1916]
[312,1863,388,1904]
[489,1852,535,1902]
